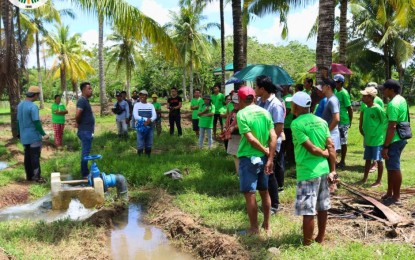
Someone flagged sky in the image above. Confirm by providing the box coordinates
[27,0,323,67]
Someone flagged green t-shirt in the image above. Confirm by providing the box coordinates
[237,105,273,158]
[198,103,215,128]
[362,104,387,146]
[360,96,384,112]
[218,106,227,125]
[227,102,234,113]
[335,88,352,125]
[152,102,161,110]
[211,93,225,114]
[283,94,293,128]
[291,113,330,181]
[304,89,312,95]
[190,98,202,119]
[387,95,409,143]
[51,103,66,124]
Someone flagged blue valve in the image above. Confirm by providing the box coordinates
[83,154,119,191]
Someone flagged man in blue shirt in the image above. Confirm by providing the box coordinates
[75,82,95,178]
[112,91,130,138]
[17,86,49,182]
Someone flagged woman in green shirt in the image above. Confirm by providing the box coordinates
[51,94,68,147]
[197,95,215,149]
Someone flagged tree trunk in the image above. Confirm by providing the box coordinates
[232,0,245,90]
[1,0,20,138]
[182,69,188,101]
[384,44,391,80]
[220,0,226,89]
[72,80,79,100]
[339,0,347,65]
[16,6,24,97]
[189,60,194,100]
[242,1,249,66]
[60,64,68,105]
[126,74,130,99]
[36,31,45,109]
[98,13,109,115]
[316,0,335,82]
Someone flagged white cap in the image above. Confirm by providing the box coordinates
[231,93,239,104]
[315,84,323,91]
[285,91,311,108]
[139,90,148,95]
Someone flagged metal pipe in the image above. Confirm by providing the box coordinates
[115,174,128,198]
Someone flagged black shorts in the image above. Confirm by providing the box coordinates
[192,119,199,131]
[213,114,223,127]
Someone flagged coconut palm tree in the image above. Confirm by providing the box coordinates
[107,29,143,98]
[167,0,219,100]
[232,0,245,74]
[316,0,335,81]
[45,24,94,104]
[339,0,348,64]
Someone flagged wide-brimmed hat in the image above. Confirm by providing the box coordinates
[360,87,378,97]
[151,93,158,98]
[26,86,41,97]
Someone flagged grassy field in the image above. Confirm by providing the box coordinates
[0,101,414,259]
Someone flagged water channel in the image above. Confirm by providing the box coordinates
[0,161,8,170]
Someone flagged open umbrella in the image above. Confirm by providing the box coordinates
[233,64,294,85]
[225,71,242,85]
[307,63,353,75]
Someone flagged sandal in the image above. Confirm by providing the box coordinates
[381,194,391,201]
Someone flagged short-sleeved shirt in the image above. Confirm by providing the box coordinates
[335,88,352,125]
[114,100,130,121]
[51,102,66,124]
[386,95,409,143]
[227,102,234,113]
[211,93,225,114]
[167,96,182,114]
[315,97,327,118]
[218,106,227,124]
[237,105,273,158]
[190,98,202,119]
[152,102,161,111]
[360,96,384,112]
[363,104,387,146]
[198,103,215,128]
[17,101,42,145]
[291,113,330,181]
[322,95,340,126]
[76,96,95,132]
[283,94,293,128]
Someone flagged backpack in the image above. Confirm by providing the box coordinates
[112,102,125,115]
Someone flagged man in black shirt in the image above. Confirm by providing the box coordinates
[75,82,95,178]
[166,87,183,136]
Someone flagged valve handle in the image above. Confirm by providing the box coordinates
[83,154,102,161]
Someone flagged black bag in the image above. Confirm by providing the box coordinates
[396,105,412,140]
[112,102,124,115]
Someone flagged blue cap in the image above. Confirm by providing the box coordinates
[333,74,345,83]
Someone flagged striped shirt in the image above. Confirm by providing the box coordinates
[133,102,157,122]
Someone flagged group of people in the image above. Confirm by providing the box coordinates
[16,74,409,246]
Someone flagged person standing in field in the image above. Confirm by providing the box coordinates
[190,89,203,136]
[381,79,409,206]
[237,86,277,235]
[211,84,225,138]
[167,87,182,136]
[151,94,162,136]
[51,94,68,147]
[282,85,294,164]
[197,95,215,149]
[112,91,130,138]
[334,74,353,169]
[121,90,133,128]
[76,82,95,178]
[358,87,387,187]
[288,91,336,246]
[224,93,241,174]
[17,86,49,182]
[134,90,157,156]
[321,78,341,155]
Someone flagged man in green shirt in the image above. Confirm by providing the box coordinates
[210,84,225,137]
[334,74,353,169]
[282,85,294,163]
[197,95,215,149]
[51,94,68,147]
[152,94,162,136]
[236,86,277,235]
[288,91,336,246]
[380,79,408,206]
[190,89,202,136]
[359,87,387,187]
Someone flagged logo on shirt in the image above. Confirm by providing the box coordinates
[9,0,47,9]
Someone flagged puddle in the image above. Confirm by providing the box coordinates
[0,161,8,170]
[110,203,193,260]
[0,194,97,222]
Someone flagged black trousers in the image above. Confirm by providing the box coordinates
[274,150,285,188]
[268,173,279,209]
[169,114,182,136]
[24,144,41,180]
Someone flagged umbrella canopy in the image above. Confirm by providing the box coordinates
[213,63,234,73]
[225,71,242,85]
[233,64,294,85]
[308,63,353,75]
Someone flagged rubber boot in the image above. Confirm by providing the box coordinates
[137,149,144,156]
[145,148,151,158]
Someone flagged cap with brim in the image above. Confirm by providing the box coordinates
[115,91,121,96]
[231,93,239,104]
[360,87,377,97]
[26,86,40,97]
[367,82,378,88]
[237,86,256,100]
[139,90,148,95]
[151,94,158,98]
[203,95,211,100]
[315,84,323,91]
[285,91,311,108]
[334,74,345,83]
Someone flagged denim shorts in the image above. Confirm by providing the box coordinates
[295,174,331,216]
[192,119,199,131]
[239,156,268,193]
[385,140,407,170]
[364,145,383,161]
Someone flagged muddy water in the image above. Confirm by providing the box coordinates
[110,203,193,260]
[0,161,7,170]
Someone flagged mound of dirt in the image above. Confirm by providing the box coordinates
[0,183,29,209]
[84,204,126,228]
[148,190,249,260]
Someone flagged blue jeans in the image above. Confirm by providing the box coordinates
[137,127,154,150]
[77,130,93,177]
[198,128,212,148]
[238,156,269,192]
